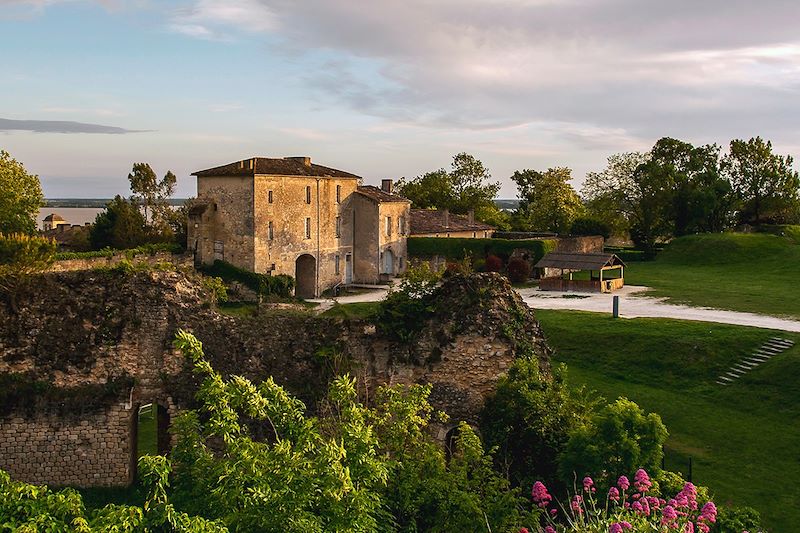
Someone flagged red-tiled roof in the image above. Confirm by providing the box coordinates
[192,157,361,179]
[354,185,410,203]
[410,209,495,235]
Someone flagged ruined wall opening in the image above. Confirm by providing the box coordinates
[444,425,461,462]
[132,403,171,478]
[295,254,316,298]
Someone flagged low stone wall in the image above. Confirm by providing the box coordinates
[0,404,133,487]
[50,252,192,272]
[553,236,604,254]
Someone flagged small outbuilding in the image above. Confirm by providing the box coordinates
[535,252,626,293]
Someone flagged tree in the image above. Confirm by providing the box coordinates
[0,150,44,235]
[511,167,584,233]
[570,217,611,240]
[89,195,149,250]
[396,153,504,226]
[128,163,177,232]
[581,152,648,238]
[0,233,56,312]
[723,136,800,224]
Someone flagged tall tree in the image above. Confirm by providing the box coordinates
[0,150,44,235]
[128,163,177,232]
[395,153,504,226]
[89,195,149,250]
[511,167,583,234]
[723,137,800,224]
[581,152,647,238]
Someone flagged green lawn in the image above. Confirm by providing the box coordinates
[624,232,800,319]
[535,309,800,531]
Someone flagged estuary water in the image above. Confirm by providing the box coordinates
[38,208,105,229]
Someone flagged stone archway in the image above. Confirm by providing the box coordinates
[295,254,316,299]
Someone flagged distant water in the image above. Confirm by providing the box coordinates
[38,207,104,229]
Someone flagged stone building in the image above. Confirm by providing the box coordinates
[41,213,68,231]
[188,157,410,297]
[410,208,495,238]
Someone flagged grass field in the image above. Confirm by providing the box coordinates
[535,309,800,531]
[625,232,800,319]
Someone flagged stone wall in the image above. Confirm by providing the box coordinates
[0,269,550,487]
[50,252,192,273]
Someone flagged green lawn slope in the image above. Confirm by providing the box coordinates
[536,309,800,531]
[624,231,800,319]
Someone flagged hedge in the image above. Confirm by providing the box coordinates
[407,237,557,263]
[55,242,181,261]
[201,260,295,298]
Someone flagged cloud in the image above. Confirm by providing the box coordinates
[0,118,145,134]
[168,0,275,40]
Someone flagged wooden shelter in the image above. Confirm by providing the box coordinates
[535,252,626,293]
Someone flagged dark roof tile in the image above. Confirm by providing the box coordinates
[355,185,410,203]
[192,157,361,179]
[410,209,495,235]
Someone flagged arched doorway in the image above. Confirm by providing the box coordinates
[382,248,394,275]
[295,254,316,298]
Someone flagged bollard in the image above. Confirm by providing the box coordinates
[612,295,620,318]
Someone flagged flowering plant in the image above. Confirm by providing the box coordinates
[525,469,719,532]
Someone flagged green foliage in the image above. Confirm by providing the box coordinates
[89,195,150,250]
[713,506,763,533]
[128,163,178,234]
[582,152,647,239]
[558,398,668,486]
[395,153,505,226]
[570,217,611,239]
[55,242,181,260]
[511,167,584,234]
[200,276,228,304]
[320,301,380,319]
[200,260,294,299]
[481,359,594,492]
[0,233,56,312]
[0,150,43,235]
[374,262,442,342]
[407,236,556,263]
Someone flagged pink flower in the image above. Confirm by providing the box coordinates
[641,498,651,516]
[662,505,679,527]
[583,476,594,491]
[550,508,558,517]
[632,501,643,513]
[608,486,620,502]
[697,524,710,533]
[518,528,529,533]
[544,527,556,533]
[699,502,717,523]
[609,524,623,533]
[571,494,583,514]
[634,469,652,492]
[684,523,694,533]
[620,522,633,530]
[531,481,552,508]
[617,475,630,491]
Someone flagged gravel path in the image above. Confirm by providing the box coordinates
[517,285,800,333]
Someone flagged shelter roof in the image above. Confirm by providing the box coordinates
[535,252,626,270]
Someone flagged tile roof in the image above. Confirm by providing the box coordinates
[43,213,65,222]
[535,252,626,270]
[354,185,410,203]
[410,209,496,235]
[192,157,361,179]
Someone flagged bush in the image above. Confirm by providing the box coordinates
[0,233,56,312]
[55,242,181,261]
[570,217,611,239]
[374,263,441,342]
[408,236,557,264]
[485,254,504,272]
[200,260,294,299]
[201,276,228,304]
[507,257,531,282]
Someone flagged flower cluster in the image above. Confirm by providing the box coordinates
[524,469,719,532]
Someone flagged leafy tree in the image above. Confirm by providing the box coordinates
[481,359,594,493]
[723,136,800,224]
[511,167,584,234]
[569,217,611,240]
[0,150,44,235]
[558,397,668,486]
[89,195,149,250]
[581,152,648,238]
[128,162,177,232]
[396,153,504,226]
[0,233,56,313]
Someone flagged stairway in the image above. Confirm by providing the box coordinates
[716,337,795,385]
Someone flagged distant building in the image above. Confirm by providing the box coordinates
[410,209,495,238]
[188,157,410,298]
[42,213,68,232]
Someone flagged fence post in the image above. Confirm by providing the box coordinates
[612,295,620,318]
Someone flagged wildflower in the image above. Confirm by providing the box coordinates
[620,522,633,530]
[617,475,630,491]
[571,494,583,514]
[519,528,529,533]
[583,476,594,491]
[699,501,717,523]
[662,505,679,527]
[632,501,643,514]
[550,508,558,517]
[634,469,652,492]
[531,481,552,508]
[609,524,623,533]
[684,523,694,533]
[608,486,620,502]
[544,527,556,533]
[641,497,651,516]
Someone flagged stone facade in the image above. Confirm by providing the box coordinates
[0,269,550,487]
[188,157,410,297]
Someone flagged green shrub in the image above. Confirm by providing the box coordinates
[0,233,57,312]
[408,236,556,263]
[201,276,228,304]
[570,217,611,239]
[55,242,181,261]
[200,260,294,299]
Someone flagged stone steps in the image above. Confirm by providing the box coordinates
[716,337,794,386]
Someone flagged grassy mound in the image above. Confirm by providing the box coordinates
[625,232,800,318]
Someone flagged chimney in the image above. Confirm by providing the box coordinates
[286,156,312,167]
[381,179,393,194]
[443,208,449,228]
[467,209,475,224]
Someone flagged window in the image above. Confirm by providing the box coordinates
[336,185,341,204]
[399,256,404,269]
[473,231,476,238]
[335,254,341,275]
[398,216,405,235]
[268,190,273,204]
[268,221,274,241]
[305,217,311,239]
[305,186,312,204]
[335,216,341,238]
[386,216,392,236]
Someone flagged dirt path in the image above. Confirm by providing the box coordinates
[517,285,800,332]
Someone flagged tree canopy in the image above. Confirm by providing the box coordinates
[511,167,583,234]
[128,162,177,233]
[0,150,44,235]
[89,195,149,250]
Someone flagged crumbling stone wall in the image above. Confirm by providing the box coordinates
[0,269,549,487]
[49,251,192,273]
